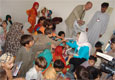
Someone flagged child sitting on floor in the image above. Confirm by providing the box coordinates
[43,59,66,80]
[34,16,46,32]
[81,55,97,68]
[25,56,47,80]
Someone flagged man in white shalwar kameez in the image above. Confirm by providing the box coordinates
[87,2,110,46]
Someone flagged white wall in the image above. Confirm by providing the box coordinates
[0,0,115,48]
[0,0,34,23]
[0,0,2,17]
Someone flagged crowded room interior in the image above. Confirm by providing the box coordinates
[0,0,115,80]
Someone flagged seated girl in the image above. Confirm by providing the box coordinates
[34,16,46,32]
[53,46,70,74]
[34,19,53,35]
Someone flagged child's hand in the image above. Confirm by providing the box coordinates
[67,55,73,62]
[62,39,67,42]
[51,44,56,49]
[55,38,59,40]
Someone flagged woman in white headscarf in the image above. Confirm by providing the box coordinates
[66,32,92,72]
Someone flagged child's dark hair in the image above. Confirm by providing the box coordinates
[35,57,47,69]
[52,24,56,31]
[2,20,8,26]
[95,41,103,48]
[20,34,34,46]
[52,17,63,23]
[38,16,46,24]
[75,66,89,80]
[58,31,65,37]
[87,66,102,80]
[111,37,115,44]
[6,15,12,25]
[54,59,64,69]
[6,15,11,21]
[101,2,109,8]
[44,28,53,35]
[89,55,97,62]
[0,67,7,80]
[43,19,52,28]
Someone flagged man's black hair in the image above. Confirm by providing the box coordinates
[101,2,109,8]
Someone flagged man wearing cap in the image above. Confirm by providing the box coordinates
[65,1,93,37]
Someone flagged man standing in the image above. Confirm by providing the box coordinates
[65,1,92,37]
[87,2,110,46]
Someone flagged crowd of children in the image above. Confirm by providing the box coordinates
[0,1,115,80]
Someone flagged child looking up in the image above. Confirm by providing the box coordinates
[15,34,51,77]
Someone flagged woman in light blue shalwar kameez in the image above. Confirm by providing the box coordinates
[66,32,92,72]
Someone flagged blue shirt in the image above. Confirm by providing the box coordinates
[66,40,89,60]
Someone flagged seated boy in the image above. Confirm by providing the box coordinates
[81,55,97,68]
[43,59,65,79]
[52,31,65,41]
[95,41,103,53]
[25,56,47,80]
[93,41,103,68]
[53,60,70,79]
[53,59,65,72]
[15,34,51,77]
[58,31,65,40]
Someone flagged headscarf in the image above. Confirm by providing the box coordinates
[4,22,23,56]
[77,32,92,55]
[32,2,39,16]
[47,10,52,18]
[53,46,66,66]
[54,46,63,56]
[38,49,52,69]
[0,52,14,67]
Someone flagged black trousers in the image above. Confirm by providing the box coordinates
[69,57,86,72]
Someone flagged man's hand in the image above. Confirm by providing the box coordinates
[77,20,85,26]
[86,28,88,32]
[0,18,2,22]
